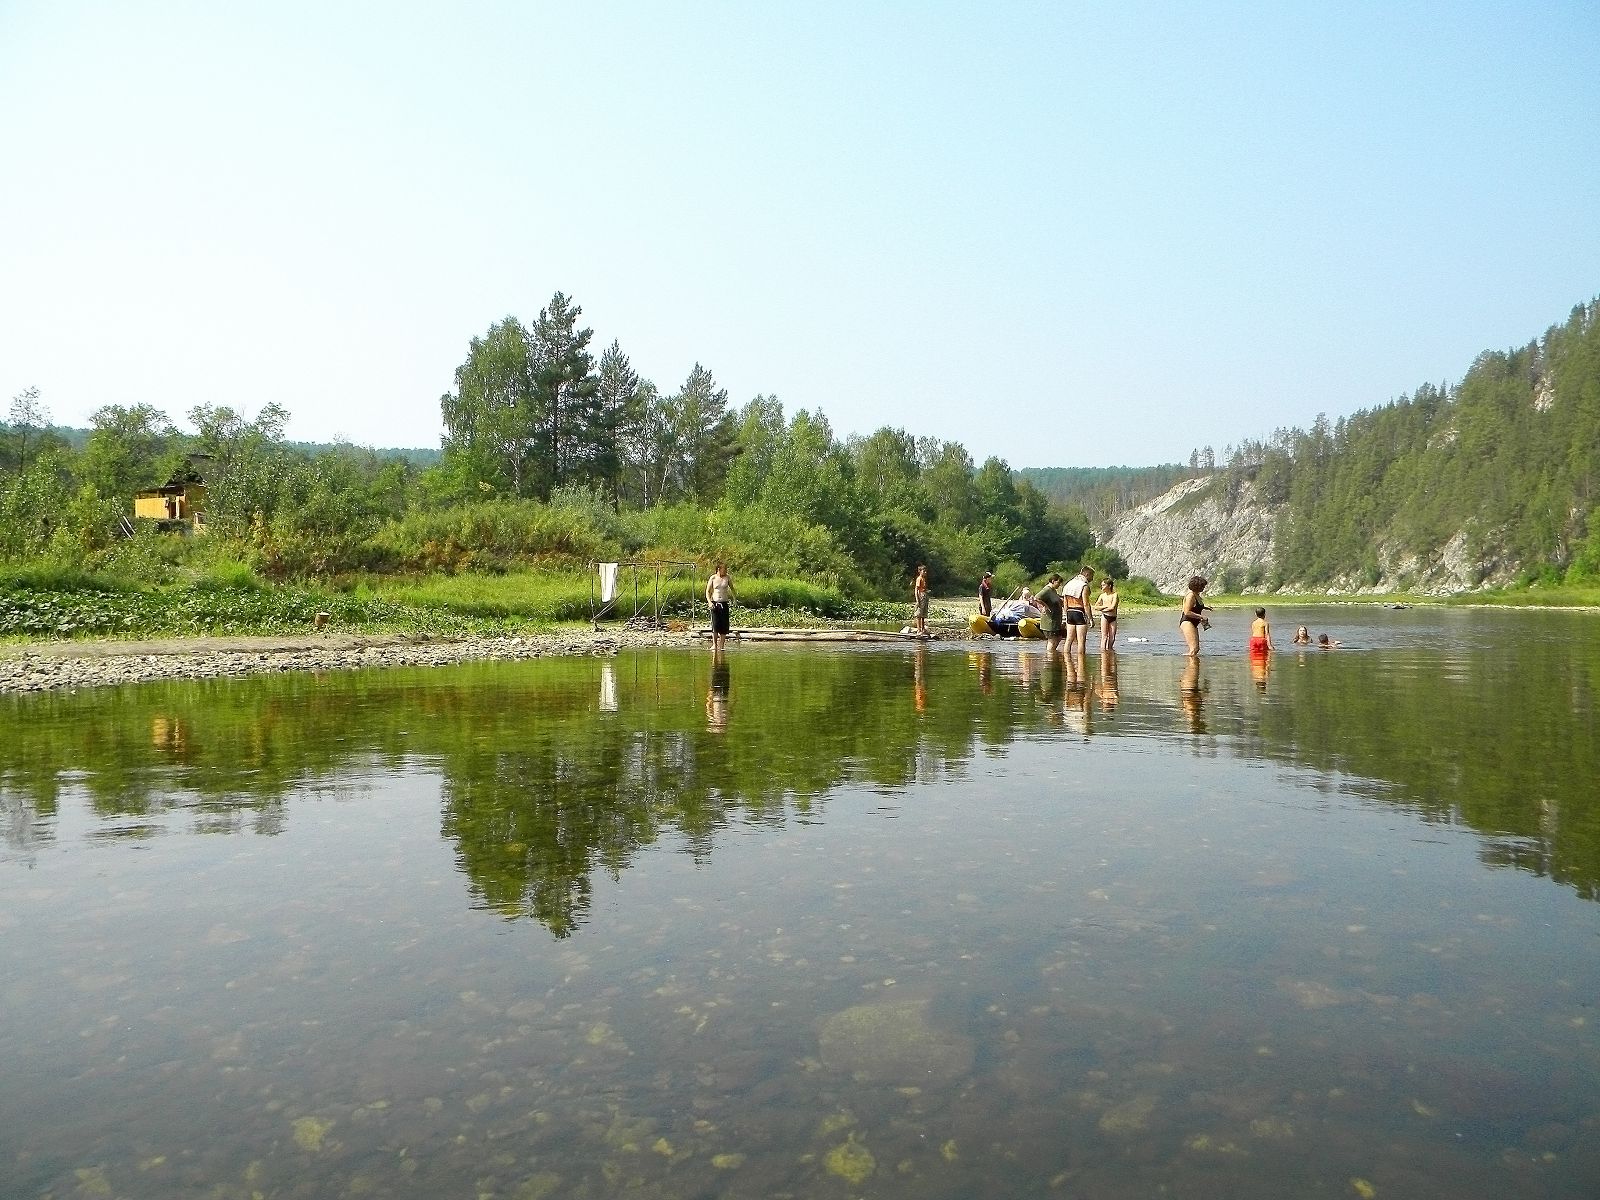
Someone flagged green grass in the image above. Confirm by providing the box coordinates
[367,571,906,625]
[0,569,910,643]
[1443,583,1600,607]
[364,571,595,622]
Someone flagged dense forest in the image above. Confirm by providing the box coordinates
[1193,296,1600,588]
[0,293,1121,599]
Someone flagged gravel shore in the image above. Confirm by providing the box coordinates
[0,627,689,694]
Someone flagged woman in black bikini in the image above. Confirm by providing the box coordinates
[1179,574,1210,657]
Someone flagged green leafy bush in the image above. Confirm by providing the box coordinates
[364,499,619,574]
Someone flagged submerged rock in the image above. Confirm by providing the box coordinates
[818,997,973,1084]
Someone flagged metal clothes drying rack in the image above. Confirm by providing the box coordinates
[589,560,698,629]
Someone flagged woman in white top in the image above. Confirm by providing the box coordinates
[706,563,735,650]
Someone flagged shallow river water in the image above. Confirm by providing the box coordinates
[3,605,1599,1199]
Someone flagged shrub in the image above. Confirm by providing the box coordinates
[365,499,618,574]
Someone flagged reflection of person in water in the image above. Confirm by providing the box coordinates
[974,651,993,695]
[1250,648,1270,694]
[1179,656,1206,732]
[1062,675,1090,735]
[1097,649,1119,711]
[912,646,930,712]
[706,651,730,731]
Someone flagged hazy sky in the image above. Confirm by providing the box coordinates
[3,1,1597,468]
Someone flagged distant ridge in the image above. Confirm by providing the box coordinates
[18,426,444,467]
[1016,464,1193,526]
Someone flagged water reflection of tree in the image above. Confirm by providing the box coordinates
[433,651,1023,935]
[5,636,1600,915]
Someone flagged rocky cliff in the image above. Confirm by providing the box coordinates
[1104,476,1515,594]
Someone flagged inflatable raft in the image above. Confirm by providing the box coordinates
[968,605,1044,639]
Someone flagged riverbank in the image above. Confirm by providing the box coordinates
[0,627,691,694]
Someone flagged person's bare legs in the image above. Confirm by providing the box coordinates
[1181,620,1199,657]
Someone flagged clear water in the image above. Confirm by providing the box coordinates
[3,604,1599,1198]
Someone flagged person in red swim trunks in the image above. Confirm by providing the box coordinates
[1249,607,1274,656]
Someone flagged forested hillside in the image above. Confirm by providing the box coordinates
[1120,296,1600,590]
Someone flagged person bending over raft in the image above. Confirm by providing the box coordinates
[1179,575,1211,657]
[1036,573,1066,655]
[1096,578,1119,652]
[1249,607,1274,655]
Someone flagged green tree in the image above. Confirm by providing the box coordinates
[849,428,921,512]
[591,340,643,505]
[187,403,292,535]
[440,317,538,496]
[78,404,182,503]
[663,363,737,503]
[5,387,51,472]
[722,394,786,509]
[529,292,599,498]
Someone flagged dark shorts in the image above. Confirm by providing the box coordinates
[710,601,731,634]
[1065,608,1089,626]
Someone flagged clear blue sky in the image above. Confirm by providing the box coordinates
[3,1,1597,468]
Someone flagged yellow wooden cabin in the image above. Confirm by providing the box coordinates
[133,476,209,532]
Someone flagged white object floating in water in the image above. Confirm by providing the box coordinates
[1126,636,1149,643]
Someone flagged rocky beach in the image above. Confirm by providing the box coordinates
[0,627,687,694]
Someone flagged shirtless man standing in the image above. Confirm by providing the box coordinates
[1061,565,1095,662]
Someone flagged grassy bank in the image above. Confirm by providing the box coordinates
[0,567,908,643]
[8,567,1595,645]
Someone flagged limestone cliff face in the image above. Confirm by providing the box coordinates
[1105,477,1274,594]
[1104,476,1515,594]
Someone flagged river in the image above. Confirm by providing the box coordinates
[3,605,1598,1198]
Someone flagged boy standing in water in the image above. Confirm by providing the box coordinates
[1249,607,1274,655]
